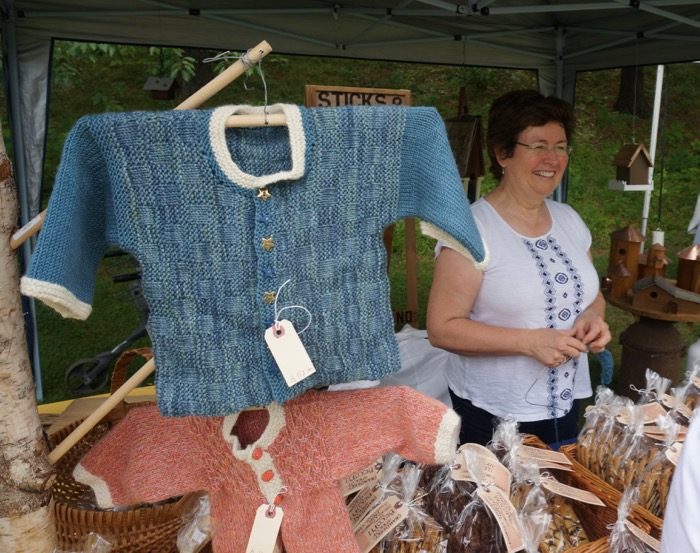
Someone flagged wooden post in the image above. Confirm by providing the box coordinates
[0,125,56,552]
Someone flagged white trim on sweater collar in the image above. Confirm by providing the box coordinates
[210,104,305,189]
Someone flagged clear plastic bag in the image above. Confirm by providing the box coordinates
[447,449,511,553]
[634,369,671,405]
[509,465,551,553]
[576,386,616,471]
[634,414,682,517]
[589,396,633,482]
[608,405,656,491]
[684,361,700,411]
[424,462,476,533]
[377,464,447,553]
[608,489,659,553]
[488,417,521,464]
[177,493,212,553]
[51,533,112,553]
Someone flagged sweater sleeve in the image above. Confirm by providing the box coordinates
[20,117,110,320]
[397,108,487,268]
[72,406,208,509]
[318,386,460,483]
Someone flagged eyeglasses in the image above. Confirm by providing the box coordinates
[516,142,572,157]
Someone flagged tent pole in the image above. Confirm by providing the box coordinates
[553,26,566,203]
[641,65,664,239]
[1,0,43,401]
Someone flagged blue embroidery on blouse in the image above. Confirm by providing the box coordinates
[523,234,585,417]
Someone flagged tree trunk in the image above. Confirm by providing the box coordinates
[614,66,651,118]
[0,131,56,552]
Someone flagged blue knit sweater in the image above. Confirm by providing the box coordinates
[22,104,485,416]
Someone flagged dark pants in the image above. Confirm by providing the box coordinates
[448,388,580,448]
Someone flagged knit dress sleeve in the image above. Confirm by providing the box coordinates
[73,405,209,509]
[20,116,111,320]
[319,386,460,482]
[396,108,487,269]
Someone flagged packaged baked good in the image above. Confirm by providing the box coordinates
[576,386,616,471]
[635,414,684,517]
[608,490,661,553]
[377,464,447,553]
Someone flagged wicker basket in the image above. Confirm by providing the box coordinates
[567,537,609,553]
[559,443,663,540]
[48,348,204,553]
[521,435,656,552]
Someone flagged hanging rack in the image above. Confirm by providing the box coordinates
[46,39,273,465]
[11,39,275,251]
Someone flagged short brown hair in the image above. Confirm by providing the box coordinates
[486,90,575,179]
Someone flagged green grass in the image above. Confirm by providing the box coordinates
[4,43,699,403]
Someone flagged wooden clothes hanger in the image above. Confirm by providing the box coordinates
[46,39,275,465]
[11,39,276,250]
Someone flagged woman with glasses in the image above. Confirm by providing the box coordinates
[427,89,611,446]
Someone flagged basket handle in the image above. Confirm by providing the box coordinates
[104,347,153,423]
[110,347,153,394]
[48,354,155,465]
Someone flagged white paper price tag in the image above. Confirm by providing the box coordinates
[624,520,661,552]
[665,441,683,466]
[265,320,316,387]
[246,504,284,553]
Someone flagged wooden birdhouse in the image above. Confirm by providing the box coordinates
[608,143,653,191]
[677,244,700,294]
[143,76,177,100]
[638,243,671,279]
[444,88,485,203]
[631,276,700,316]
[607,225,644,299]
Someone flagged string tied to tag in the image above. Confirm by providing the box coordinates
[266,486,289,517]
[273,279,312,334]
[629,384,656,401]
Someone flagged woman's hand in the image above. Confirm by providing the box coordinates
[526,328,589,367]
[572,309,611,353]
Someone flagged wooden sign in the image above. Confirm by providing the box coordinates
[305,85,411,108]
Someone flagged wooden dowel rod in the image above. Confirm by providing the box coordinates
[10,210,45,250]
[176,40,272,110]
[226,113,286,128]
[48,359,155,464]
[11,39,273,250]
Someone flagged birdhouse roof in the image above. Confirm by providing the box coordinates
[612,143,653,168]
[610,225,645,242]
[679,244,700,261]
[143,76,176,92]
[633,276,700,304]
[611,260,631,277]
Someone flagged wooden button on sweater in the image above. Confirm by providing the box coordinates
[261,470,274,482]
[252,447,263,460]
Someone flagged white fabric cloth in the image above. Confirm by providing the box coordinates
[380,325,453,407]
[439,198,597,421]
[661,411,700,553]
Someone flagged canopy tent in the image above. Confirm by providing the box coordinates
[2,0,700,398]
[4,0,700,224]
